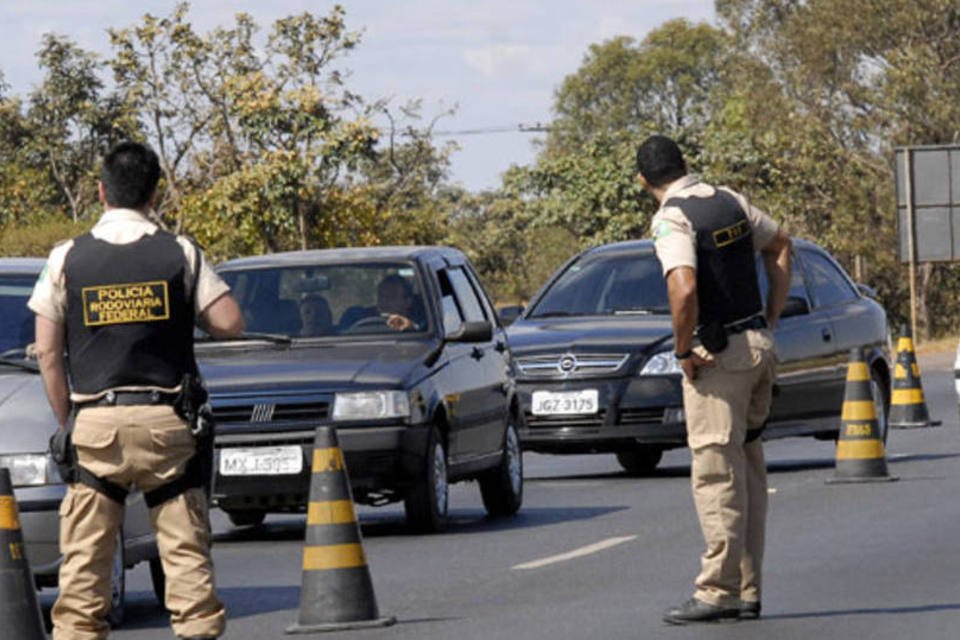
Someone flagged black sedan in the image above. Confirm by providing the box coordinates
[200,246,522,531]
[505,238,892,474]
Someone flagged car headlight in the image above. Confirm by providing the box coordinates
[639,351,683,376]
[0,453,58,486]
[332,391,411,421]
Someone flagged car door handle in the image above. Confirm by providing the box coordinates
[471,346,484,360]
[821,328,832,342]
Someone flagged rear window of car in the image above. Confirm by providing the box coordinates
[0,275,37,352]
[219,262,430,338]
[528,252,669,318]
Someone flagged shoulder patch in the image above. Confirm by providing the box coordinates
[653,220,672,240]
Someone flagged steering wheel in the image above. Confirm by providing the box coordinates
[343,315,392,334]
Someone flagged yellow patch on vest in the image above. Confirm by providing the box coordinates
[712,218,751,248]
[82,281,170,326]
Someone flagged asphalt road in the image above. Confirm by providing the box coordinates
[40,349,960,639]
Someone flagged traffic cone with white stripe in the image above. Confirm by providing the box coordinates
[286,427,395,634]
[0,468,47,639]
[889,325,940,428]
[827,349,897,483]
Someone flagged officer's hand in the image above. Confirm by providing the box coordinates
[681,352,714,381]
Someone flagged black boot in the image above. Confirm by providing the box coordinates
[740,600,761,620]
[663,598,740,625]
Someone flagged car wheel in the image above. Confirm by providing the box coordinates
[870,366,891,445]
[149,557,166,606]
[226,510,266,528]
[616,448,663,476]
[404,425,448,533]
[478,420,523,518]
[107,530,126,628]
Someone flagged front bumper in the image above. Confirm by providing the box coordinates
[517,374,688,453]
[212,423,430,510]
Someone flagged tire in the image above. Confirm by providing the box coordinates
[870,366,891,445]
[479,420,523,517]
[107,531,126,628]
[226,510,266,528]
[149,557,166,606]
[404,425,449,533]
[616,447,663,476]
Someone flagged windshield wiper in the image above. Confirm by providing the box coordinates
[531,311,573,318]
[197,332,293,345]
[612,307,671,315]
[0,354,39,373]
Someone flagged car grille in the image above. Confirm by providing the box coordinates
[211,401,330,424]
[524,411,607,431]
[618,408,664,426]
[516,353,629,378]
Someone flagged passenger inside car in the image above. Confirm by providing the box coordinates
[299,293,334,337]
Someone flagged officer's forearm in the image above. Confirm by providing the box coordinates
[666,267,698,354]
[34,316,71,428]
[762,232,792,330]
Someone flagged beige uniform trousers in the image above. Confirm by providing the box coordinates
[52,405,226,640]
[681,328,777,608]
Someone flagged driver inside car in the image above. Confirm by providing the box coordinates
[375,274,422,331]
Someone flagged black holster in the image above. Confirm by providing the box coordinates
[698,321,729,354]
[49,415,78,485]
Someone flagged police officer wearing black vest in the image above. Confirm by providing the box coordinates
[30,141,244,640]
[636,135,791,624]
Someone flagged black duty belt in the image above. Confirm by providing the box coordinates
[726,315,767,335]
[78,390,179,408]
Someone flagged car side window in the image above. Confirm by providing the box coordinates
[801,249,858,308]
[755,251,810,306]
[446,267,487,323]
[435,269,465,335]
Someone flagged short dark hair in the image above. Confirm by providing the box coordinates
[635,135,687,188]
[100,141,161,209]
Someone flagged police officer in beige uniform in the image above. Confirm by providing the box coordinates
[635,135,791,624]
[30,141,244,640]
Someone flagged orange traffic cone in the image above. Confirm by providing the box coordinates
[0,468,47,639]
[286,427,395,634]
[889,325,940,428]
[827,349,897,484]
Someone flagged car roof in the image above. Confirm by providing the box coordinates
[0,257,45,275]
[217,246,465,270]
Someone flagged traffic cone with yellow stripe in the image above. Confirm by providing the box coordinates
[0,468,47,639]
[889,325,940,429]
[827,349,897,483]
[286,427,395,634]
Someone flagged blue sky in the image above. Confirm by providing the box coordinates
[2,1,716,192]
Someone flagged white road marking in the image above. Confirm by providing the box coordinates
[511,535,637,570]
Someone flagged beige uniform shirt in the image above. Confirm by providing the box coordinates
[28,208,230,400]
[650,175,780,276]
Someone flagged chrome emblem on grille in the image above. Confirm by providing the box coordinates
[250,403,276,423]
[558,354,577,374]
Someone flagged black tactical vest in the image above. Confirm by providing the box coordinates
[663,188,763,327]
[63,231,196,394]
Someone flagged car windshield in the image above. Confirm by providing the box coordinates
[219,261,430,338]
[528,251,669,318]
[0,275,37,352]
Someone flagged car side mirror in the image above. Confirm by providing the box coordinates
[856,283,878,299]
[447,320,493,343]
[781,296,810,318]
[498,305,524,326]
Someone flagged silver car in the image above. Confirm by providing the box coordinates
[0,258,163,626]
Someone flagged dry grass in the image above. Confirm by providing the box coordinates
[915,336,958,355]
